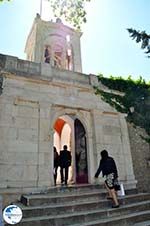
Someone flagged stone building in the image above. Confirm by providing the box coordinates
[0,15,137,198]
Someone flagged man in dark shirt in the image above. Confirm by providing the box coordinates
[59,145,72,185]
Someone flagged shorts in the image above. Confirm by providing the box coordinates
[105,173,118,190]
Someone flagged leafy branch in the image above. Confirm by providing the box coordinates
[127,28,150,57]
[49,0,91,30]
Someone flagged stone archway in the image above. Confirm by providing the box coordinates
[53,115,74,185]
[53,115,88,185]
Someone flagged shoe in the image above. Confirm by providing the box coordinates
[112,204,120,208]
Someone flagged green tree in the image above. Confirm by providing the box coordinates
[49,0,91,30]
[94,75,150,142]
[127,28,150,57]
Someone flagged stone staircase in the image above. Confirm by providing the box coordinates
[6,184,150,226]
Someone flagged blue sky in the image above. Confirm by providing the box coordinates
[0,0,150,82]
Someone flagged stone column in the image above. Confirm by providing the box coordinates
[90,110,104,184]
[87,110,98,184]
[37,103,52,187]
[119,113,137,189]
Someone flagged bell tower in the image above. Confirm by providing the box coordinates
[25,14,82,73]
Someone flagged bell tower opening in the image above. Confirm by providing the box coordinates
[25,14,82,72]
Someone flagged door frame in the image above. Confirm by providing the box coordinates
[51,108,91,185]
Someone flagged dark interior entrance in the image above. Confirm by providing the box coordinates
[74,119,88,184]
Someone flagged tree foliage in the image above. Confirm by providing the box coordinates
[127,28,150,57]
[49,0,91,30]
[94,75,150,142]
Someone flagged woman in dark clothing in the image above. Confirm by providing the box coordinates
[95,150,120,208]
[53,146,59,186]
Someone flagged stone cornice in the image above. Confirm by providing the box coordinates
[0,54,93,89]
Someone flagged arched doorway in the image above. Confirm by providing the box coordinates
[53,116,73,185]
[53,116,88,185]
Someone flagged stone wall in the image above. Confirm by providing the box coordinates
[128,123,150,192]
[0,53,136,193]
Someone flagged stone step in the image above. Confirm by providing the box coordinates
[21,190,150,207]
[22,200,150,221]
[71,210,150,226]
[23,184,136,196]
[133,220,150,226]
[19,198,109,218]
[15,202,150,226]
[20,189,106,206]
[19,194,150,219]
[47,184,105,193]
[4,185,149,226]
[119,193,150,205]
